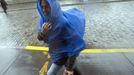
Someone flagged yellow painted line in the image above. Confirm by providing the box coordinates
[43,52,50,58]
[81,49,134,53]
[25,46,134,53]
[25,46,48,51]
[43,52,48,56]
[39,61,49,75]
[26,46,134,75]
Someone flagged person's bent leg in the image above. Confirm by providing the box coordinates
[64,64,82,75]
[47,63,62,75]
[73,66,82,75]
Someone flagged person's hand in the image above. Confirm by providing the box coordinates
[63,69,73,75]
[41,23,52,35]
[37,32,44,41]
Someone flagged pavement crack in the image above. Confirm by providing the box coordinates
[121,53,134,74]
[2,50,22,75]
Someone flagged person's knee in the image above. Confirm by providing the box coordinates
[46,63,62,75]
[73,67,82,75]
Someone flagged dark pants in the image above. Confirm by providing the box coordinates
[0,0,8,13]
[47,62,82,75]
[47,56,82,75]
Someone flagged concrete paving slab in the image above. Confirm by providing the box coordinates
[0,48,19,75]
[1,48,134,75]
[1,1,134,75]
[77,53,134,75]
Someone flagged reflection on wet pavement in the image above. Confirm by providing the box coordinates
[0,0,134,75]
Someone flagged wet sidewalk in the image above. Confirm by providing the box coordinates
[0,0,134,75]
[0,48,134,75]
[0,48,39,75]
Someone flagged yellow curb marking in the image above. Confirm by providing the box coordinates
[25,46,49,51]
[25,46,134,53]
[39,61,49,75]
[43,52,48,55]
[25,46,134,75]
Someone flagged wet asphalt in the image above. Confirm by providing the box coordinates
[0,0,134,75]
[1,48,134,75]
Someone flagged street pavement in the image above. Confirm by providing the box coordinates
[0,48,134,75]
[0,0,134,75]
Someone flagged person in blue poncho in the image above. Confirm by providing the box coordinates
[0,0,8,14]
[37,0,86,75]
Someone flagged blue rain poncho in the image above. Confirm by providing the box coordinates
[37,0,86,63]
